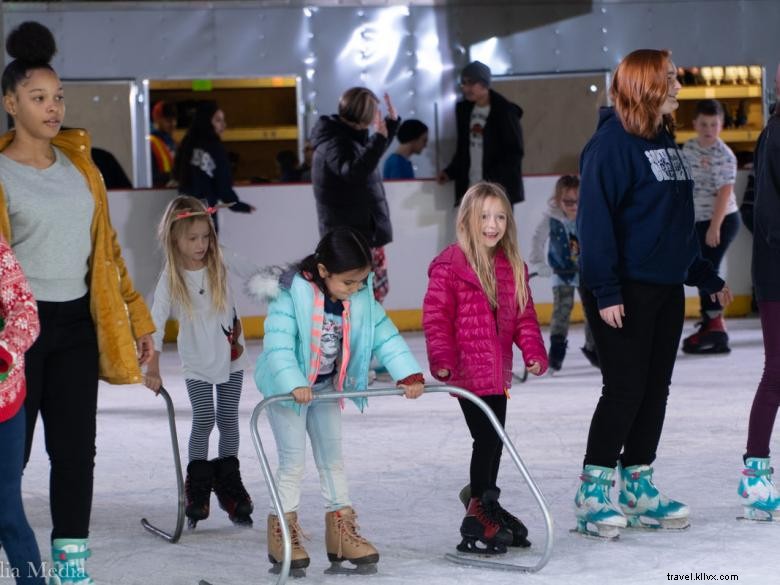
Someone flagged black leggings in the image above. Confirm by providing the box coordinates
[581,282,684,468]
[24,295,99,541]
[459,394,507,498]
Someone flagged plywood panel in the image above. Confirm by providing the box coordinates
[62,80,136,185]
[492,72,609,175]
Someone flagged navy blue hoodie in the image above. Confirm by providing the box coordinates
[577,108,723,309]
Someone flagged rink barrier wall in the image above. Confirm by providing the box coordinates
[104,175,754,342]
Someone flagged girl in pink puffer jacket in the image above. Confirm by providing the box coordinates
[423,182,547,555]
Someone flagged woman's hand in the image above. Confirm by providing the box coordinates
[399,381,424,399]
[711,284,733,307]
[436,368,450,379]
[384,93,398,121]
[374,108,388,138]
[527,361,542,375]
[136,334,155,366]
[291,386,313,404]
[599,304,625,328]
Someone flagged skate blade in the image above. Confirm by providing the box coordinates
[269,564,307,578]
[625,515,690,530]
[324,561,378,575]
[737,508,777,522]
[456,537,508,555]
[570,525,620,541]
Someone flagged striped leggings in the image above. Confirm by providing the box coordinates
[185,370,244,462]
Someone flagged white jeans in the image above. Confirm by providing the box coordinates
[267,378,350,513]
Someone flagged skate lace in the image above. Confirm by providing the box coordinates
[274,517,309,550]
[476,500,502,530]
[335,512,369,559]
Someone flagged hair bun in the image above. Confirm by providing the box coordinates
[6,21,57,64]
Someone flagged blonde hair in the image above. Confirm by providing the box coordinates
[456,182,528,311]
[157,196,228,315]
[338,87,379,127]
[611,49,675,139]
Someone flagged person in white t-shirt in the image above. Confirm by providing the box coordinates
[438,61,525,207]
[144,196,256,529]
[681,99,741,354]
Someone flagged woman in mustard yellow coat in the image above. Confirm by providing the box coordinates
[0,22,155,583]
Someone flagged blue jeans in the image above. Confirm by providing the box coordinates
[695,211,740,314]
[267,379,350,513]
[0,407,45,584]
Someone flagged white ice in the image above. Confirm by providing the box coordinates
[18,319,780,585]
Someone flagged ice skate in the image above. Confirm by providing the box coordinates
[324,506,379,574]
[457,489,513,554]
[458,484,530,547]
[212,456,254,526]
[737,457,780,522]
[619,464,690,529]
[573,465,627,540]
[267,512,310,578]
[682,315,730,354]
[49,538,95,585]
[185,460,214,529]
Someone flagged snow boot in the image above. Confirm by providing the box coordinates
[458,484,530,547]
[185,459,214,528]
[682,314,730,354]
[573,465,627,539]
[267,512,310,577]
[548,335,568,372]
[458,488,513,554]
[212,456,254,526]
[580,345,600,369]
[49,538,94,585]
[324,506,379,574]
[619,464,690,529]
[738,457,780,521]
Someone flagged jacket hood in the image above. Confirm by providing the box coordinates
[245,263,297,303]
[309,115,367,148]
[490,89,523,119]
[596,106,619,131]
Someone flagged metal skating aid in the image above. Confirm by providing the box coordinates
[250,386,554,585]
[269,561,307,579]
[141,387,185,543]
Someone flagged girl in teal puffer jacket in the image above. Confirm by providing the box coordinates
[253,227,423,576]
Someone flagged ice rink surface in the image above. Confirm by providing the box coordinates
[19,319,780,584]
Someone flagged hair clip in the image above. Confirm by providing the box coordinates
[173,202,234,221]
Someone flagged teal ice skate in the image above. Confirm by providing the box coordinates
[573,465,627,539]
[737,457,780,521]
[49,539,95,585]
[619,464,689,529]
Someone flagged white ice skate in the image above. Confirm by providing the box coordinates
[737,457,780,521]
[619,464,690,530]
[573,465,627,540]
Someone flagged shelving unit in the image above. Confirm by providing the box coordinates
[674,67,766,164]
[149,77,300,182]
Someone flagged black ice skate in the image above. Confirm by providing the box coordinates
[459,484,531,548]
[458,489,513,554]
[212,456,254,526]
[185,460,214,529]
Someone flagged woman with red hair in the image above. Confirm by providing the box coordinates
[573,49,732,539]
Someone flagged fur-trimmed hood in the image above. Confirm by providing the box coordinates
[245,263,297,304]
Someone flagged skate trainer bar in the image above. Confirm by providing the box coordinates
[250,385,554,583]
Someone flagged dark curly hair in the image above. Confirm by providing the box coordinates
[2,21,58,95]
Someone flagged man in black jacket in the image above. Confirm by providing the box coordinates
[437,61,525,206]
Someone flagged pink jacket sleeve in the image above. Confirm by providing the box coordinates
[513,267,548,374]
[422,262,458,380]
